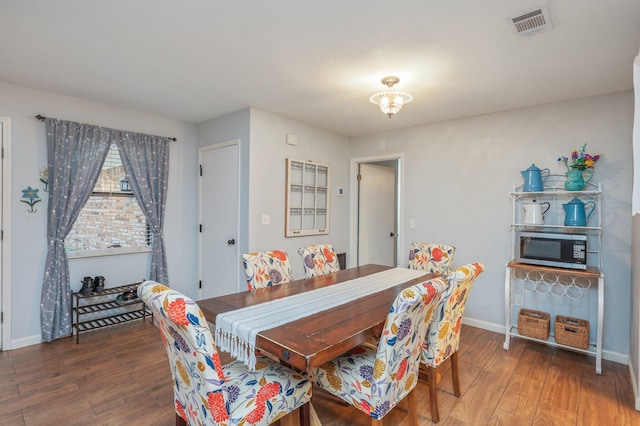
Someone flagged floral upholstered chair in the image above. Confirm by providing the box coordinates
[312,277,448,425]
[298,244,341,278]
[241,250,294,291]
[139,281,312,426]
[420,262,485,422]
[408,242,456,275]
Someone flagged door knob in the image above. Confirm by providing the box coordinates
[227,239,235,245]
[389,232,397,237]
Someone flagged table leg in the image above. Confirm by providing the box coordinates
[310,402,321,426]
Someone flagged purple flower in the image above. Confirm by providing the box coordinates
[374,401,390,418]
[270,269,282,284]
[169,327,189,352]
[304,255,314,269]
[225,384,240,403]
[359,364,374,381]
[396,318,412,341]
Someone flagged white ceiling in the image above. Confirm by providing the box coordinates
[1,1,639,137]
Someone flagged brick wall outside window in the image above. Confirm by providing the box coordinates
[65,149,149,252]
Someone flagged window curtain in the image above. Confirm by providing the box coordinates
[115,132,170,284]
[41,119,112,342]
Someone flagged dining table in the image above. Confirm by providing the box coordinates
[198,264,437,425]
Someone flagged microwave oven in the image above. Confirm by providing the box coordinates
[515,231,587,270]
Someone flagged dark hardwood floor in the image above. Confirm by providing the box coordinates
[1,320,638,425]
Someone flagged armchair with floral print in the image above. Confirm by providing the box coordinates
[420,262,485,422]
[408,242,456,275]
[298,244,340,278]
[139,281,311,426]
[312,277,448,425]
[241,250,294,291]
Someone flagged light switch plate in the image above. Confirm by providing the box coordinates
[261,214,271,225]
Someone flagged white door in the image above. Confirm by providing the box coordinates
[357,163,396,266]
[198,141,240,299]
[0,118,7,351]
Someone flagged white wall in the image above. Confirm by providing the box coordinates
[351,91,634,358]
[0,81,199,348]
[248,109,351,279]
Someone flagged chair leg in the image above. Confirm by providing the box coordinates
[407,387,418,426]
[428,365,440,423]
[299,402,311,426]
[175,413,187,426]
[451,351,461,397]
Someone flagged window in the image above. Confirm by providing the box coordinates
[65,144,150,254]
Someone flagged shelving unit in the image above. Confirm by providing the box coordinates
[71,281,149,343]
[504,175,604,374]
[285,158,330,237]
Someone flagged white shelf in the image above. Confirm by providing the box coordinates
[504,178,603,374]
[285,159,331,237]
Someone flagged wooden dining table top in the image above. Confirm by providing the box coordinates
[198,264,435,372]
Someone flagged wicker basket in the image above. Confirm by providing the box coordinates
[518,309,550,340]
[555,316,589,349]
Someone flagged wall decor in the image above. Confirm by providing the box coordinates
[285,158,330,237]
[21,185,41,213]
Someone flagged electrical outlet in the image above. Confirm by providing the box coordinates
[515,295,522,306]
[261,214,271,225]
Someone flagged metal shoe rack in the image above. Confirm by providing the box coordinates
[71,281,149,343]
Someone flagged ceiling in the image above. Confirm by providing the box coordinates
[1,1,639,137]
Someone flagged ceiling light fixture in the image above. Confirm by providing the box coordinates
[369,76,413,118]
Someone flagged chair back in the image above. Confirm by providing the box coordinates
[241,250,294,291]
[370,277,448,412]
[299,244,340,277]
[421,262,485,367]
[408,242,456,274]
[138,281,230,424]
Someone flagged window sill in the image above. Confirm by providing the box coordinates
[67,246,152,260]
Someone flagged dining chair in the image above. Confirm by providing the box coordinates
[312,277,448,425]
[139,281,312,426]
[420,262,485,422]
[241,250,294,291]
[298,244,340,278]
[408,242,456,274]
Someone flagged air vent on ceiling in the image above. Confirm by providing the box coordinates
[509,4,553,36]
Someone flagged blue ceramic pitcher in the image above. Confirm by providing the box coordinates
[521,164,550,192]
[563,197,596,226]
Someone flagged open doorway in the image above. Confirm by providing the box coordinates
[349,154,403,268]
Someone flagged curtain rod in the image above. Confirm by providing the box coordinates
[35,114,178,142]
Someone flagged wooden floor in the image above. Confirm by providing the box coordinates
[1,320,638,425]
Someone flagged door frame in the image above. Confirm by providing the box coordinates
[197,139,241,299]
[1,117,12,351]
[349,153,403,268]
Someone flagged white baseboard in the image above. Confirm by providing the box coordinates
[12,334,43,350]
[462,317,630,366]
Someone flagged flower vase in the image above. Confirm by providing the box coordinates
[565,169,593,191]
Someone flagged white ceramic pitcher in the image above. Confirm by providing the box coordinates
[523,200,550,225]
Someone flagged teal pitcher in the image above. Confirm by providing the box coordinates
[563,197,596,226]
[521,164,550,192]
[565,169,593,191]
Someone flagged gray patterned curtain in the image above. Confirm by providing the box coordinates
[115,131,170,284]
[41,119,112,342]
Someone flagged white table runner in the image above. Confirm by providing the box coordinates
[214,267,427,371]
